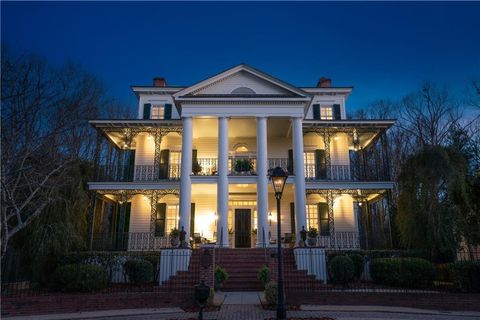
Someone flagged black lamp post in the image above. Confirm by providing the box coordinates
[194,281,210,320]
[269,166,288,320]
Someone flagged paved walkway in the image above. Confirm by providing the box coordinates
[4,292,480,320]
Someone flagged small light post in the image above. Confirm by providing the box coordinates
[269,166,288,320]
[194,281,210,320]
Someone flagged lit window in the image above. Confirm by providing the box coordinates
[151,105,165,119]
[306,204,319,230]
[304,152,316,179]
[320,106,333,120]
[169,151,181,178]
[166,204,179,233]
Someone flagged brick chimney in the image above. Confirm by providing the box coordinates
[153,77,167,87]
[317,77,332,88]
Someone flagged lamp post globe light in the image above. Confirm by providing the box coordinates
[269,166,288,320]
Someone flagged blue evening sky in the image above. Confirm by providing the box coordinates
[2,1,479,112]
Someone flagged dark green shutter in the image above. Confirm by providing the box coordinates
[190,203,196,235]
[192,149,198,173]
[124,202,131,233]
[155,203,167,237]
[318,203,329,236]
[287,149,294,174]
[290,202,296,234]
[313,104,320,120]
[164,104,172,119]
[143,103,151,119]
[315,149,326,179]
[333,104,341,120]
[124,150,135,181]
[159,149,170,179]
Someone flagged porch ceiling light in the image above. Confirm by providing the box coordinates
[269,166,288,200]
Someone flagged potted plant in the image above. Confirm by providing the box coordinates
[192,161,202,175]
[234,159,253,175]
[169,228,180,247]
[307,227,318,246]
[214,266,229,291]
[257,266,271,287]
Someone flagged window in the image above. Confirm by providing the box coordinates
[169,151,181,179]
[166,204,179,234]
[304,152,316,179]
[151,105,165,119]
[320,106,333,120]
[306,204,319,230]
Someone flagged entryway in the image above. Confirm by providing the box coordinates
[234,209,251,248]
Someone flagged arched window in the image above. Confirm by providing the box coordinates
[231,87,256,94]
[233,143,249,152]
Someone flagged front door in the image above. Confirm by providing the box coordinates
[235,209,251,248]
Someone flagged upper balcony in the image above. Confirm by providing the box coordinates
[89,118,394,184]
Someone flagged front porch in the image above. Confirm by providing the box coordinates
[89,184,390,251]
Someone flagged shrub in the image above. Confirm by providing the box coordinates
[451,260,480,293]
[264,281,277,305]
[348,254,365,280]
[435,263,453,282]
[143,254,160,282]
[370,258,435,288]
[328,255,354,285]
[54,264,108,292]
[124,259,154,283]
[214,266,229,285]
[257,266,271,287]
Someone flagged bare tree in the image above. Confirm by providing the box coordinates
[1,50,106,256]
[398,83,462,147]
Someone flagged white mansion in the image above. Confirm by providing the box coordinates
[88,64,395,251]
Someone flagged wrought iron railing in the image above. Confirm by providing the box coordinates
[317,232,360,249]
[91,232,172,251]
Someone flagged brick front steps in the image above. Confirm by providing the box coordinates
[214,248,324,292]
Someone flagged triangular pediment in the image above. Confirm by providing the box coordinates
[174,64,308,98]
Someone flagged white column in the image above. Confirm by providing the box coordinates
[179,117,193,240]
[217,117,229,247]
[256,117,269,247]
[292,117,307,239]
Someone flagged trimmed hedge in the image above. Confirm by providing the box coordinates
[54,264,108,292]
[327,249,430,261]
[435,263,453,282]
[328,255,354,285]
[264,281,277,305]
[370,257,435,288]
[452,260,480,293]
[124,259,154,283]
[348,254,365,280]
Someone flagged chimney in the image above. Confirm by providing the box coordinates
[317,77,332,88]
[153,77,167,87]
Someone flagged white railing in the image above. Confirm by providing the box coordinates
[317,232,360,249]
[329,165,351,181]
[304,164,351,181]
[194,158,218,176]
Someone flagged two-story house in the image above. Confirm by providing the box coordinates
[88,64,395,251]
